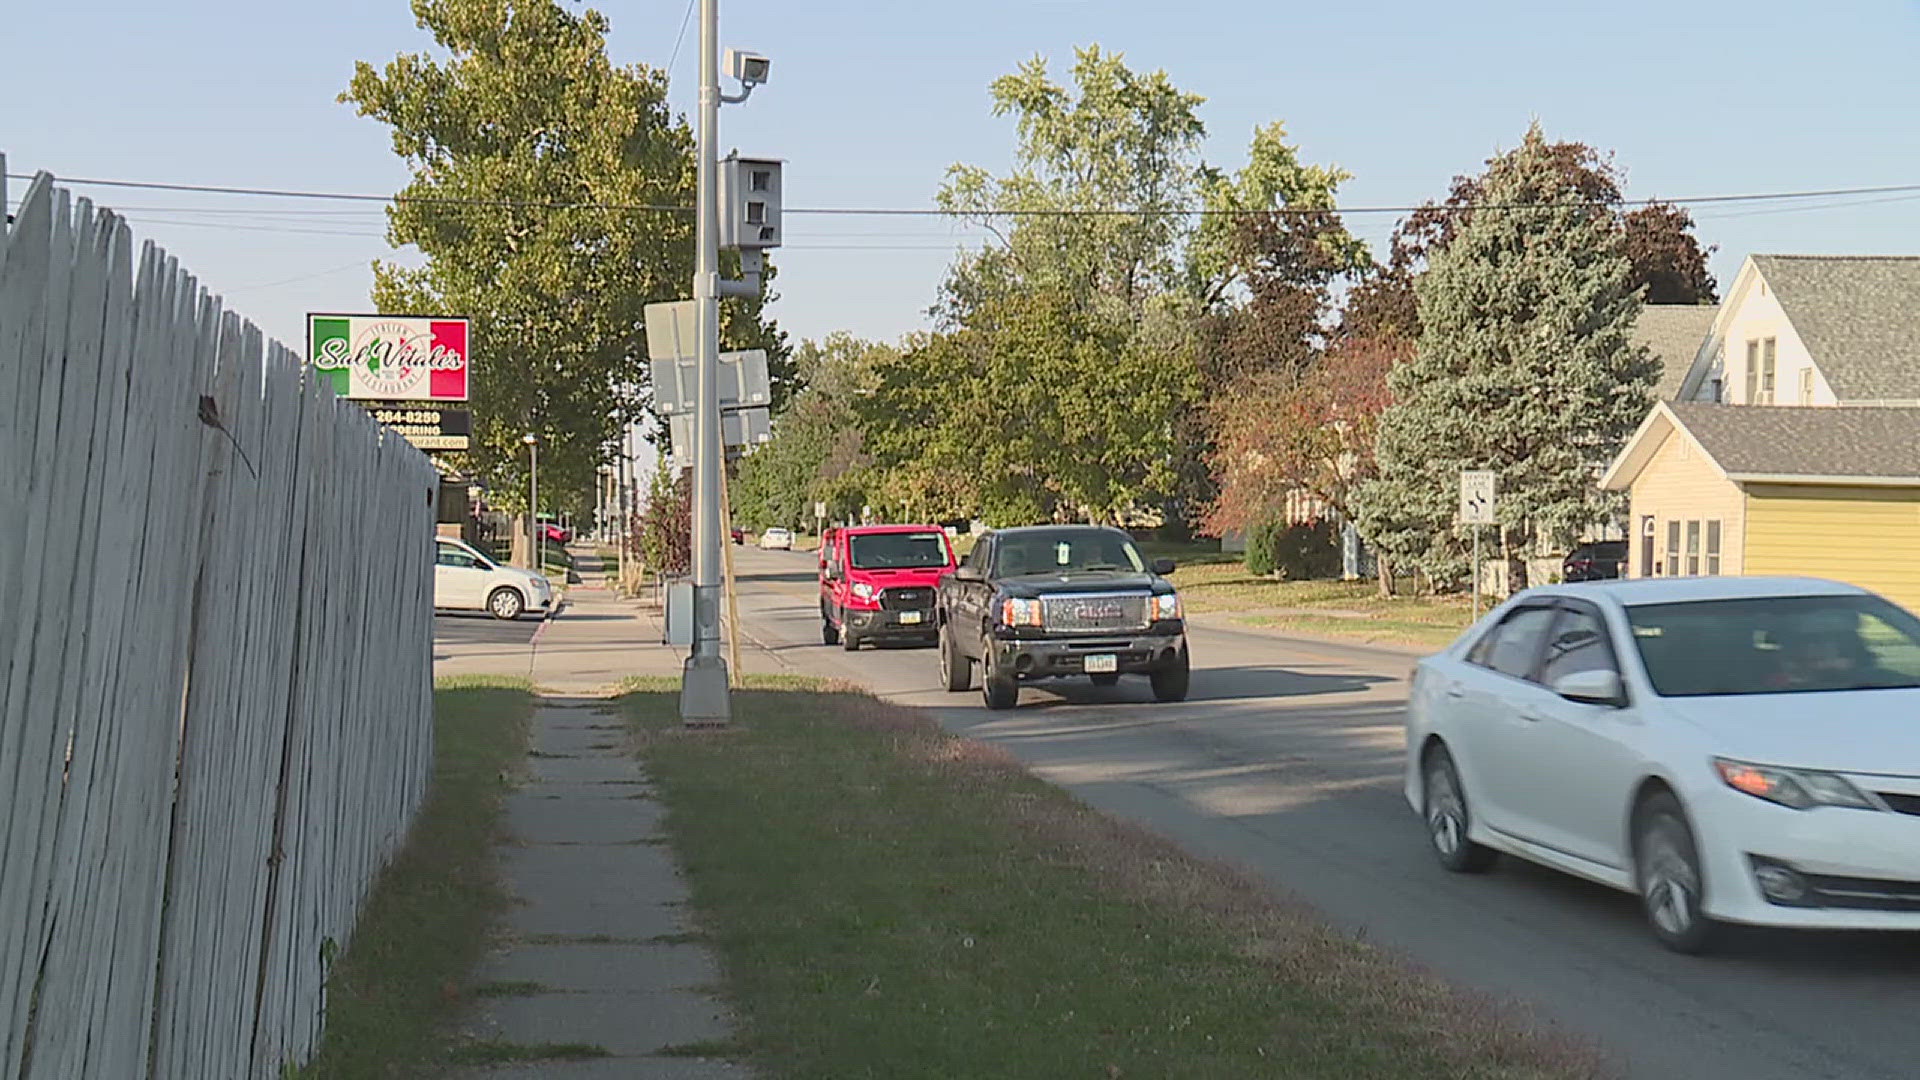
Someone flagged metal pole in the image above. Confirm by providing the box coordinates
[719,459,742,685]
[680,0,731,724]
[1471,525,1481,624]
[531,440,541,573]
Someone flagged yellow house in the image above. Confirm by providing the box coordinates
[1601,401,1920,611]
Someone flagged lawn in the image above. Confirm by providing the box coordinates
[1168,560,1475,649]
[294,675,535,1079]
[620,677,1607,1080]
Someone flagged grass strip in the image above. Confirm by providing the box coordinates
[621,675,1608,1080]
[294,674,534,1079]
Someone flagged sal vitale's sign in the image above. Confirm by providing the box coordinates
[307,313,470,403]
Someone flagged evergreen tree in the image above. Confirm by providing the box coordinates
[1358,124,1659,592]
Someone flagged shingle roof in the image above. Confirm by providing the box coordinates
[1631,304,1717,400]
[1667,402,1920,479]
[1752,255,1920,401]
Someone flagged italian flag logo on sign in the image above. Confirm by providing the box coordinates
[308,314,470,402]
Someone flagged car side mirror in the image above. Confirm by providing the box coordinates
[953,564,983,582]
[1553,669,1626,707]
[1151,557,1176,576]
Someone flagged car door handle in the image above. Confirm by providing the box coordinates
[1445,687,1466,700]
[1519,710,1546,723]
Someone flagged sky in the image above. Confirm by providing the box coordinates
[9,0,1920,356]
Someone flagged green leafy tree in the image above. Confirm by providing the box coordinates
[731,333,893,530]
[906,47,1347,527]
[343,0,787,512]
[1358,124,1660,592]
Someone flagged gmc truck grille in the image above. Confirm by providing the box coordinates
[1040,592,1150,633]
[880,587,933,611]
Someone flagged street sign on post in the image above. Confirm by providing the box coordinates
[650,350,771,416]
[1459,469,1497,623]
[1459,470,1496,525]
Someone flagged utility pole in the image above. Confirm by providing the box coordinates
[680,0,731,725]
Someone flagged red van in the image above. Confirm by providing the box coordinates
[819,524,959,651]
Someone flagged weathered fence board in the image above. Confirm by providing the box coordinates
[0,166,439,1079]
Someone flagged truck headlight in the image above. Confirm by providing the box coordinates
[1000,598,1042,627]
[851,582,878,602]
[1152,593,1182,620]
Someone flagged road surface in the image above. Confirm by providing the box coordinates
[725,543,1920,1080]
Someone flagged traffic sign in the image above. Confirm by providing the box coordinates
[650,350,772,416]
[1459,470,1496,525]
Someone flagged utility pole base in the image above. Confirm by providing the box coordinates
[679,654,732,727]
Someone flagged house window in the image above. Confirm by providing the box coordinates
[1665,520,1681,576]
[1745,340,1759,403]
[1639,516,1655,578]
[1706,520,1722,575]
[1760,337,1777,404]
[1799,367,1814,404]
[1686,520,1702,576]
[1709,376,1724,403]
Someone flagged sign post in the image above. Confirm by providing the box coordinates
[1459,470,1497,624]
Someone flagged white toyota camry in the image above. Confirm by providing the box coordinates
[1406,576,1920,952]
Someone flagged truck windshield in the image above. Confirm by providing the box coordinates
[848,532,950,570]
[992,530,1146,577]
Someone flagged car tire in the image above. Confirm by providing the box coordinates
[1635,792,1720,954]
[1149,645,1190,703]
[1422,746,1499,873]
[487,587,525,621]
[939,623,971,692]
[980,642,1018,711]
[1090,673,1120,687]
[840,610,860,652]
[821,609,840,646]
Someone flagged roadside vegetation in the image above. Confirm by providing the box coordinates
[621,676,1608,1079]
[295,676,533,1079]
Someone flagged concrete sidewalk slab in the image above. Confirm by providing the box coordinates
[453,553,750,1078]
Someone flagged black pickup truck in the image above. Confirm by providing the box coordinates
[935,525,1190,710]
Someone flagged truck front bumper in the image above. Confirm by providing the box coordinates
[844,606,938,643]
[991,631,1186,680]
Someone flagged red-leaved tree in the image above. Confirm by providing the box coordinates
[1205,335,1405,590]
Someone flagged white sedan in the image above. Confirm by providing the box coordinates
[1406,576,1920,952]
[758,527,794,551]
[435,537,554,620]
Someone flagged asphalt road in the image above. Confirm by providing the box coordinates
[433,609,543,662]
[726,544,1920,1080]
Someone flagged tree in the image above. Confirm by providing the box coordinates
[1623,203,1719,304]
[1343,138,1718,343]
[923,47,1348,528]
[731,333,893,530]
[342,0,788,511]
[634,462,690,577]
[1358,123,1660,593]
[1204,334,1403,588]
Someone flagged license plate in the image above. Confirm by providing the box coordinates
[1084,654,1118,674]
[899,610,923,625]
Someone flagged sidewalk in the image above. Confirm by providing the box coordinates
[456,552,751,1079]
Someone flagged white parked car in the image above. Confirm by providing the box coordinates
[758,527,794,551]
[435,537,554,620]
[1406,576,1920,953]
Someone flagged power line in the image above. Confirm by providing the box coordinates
[664,0,697,75]
[14,170,1920,219]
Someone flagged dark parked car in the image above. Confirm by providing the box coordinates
[1563,540,1628,582]
[935,525,1189,710]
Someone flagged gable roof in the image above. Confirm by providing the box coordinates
[1601,402,1920,490]
[1631,304,1718,400]
[1751,255,1920,401]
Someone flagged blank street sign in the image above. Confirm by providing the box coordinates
[650,350,772,416]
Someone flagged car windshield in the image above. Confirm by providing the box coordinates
[849,531,950,570]
[1626,594,1920,697]
[992,530,1146,577]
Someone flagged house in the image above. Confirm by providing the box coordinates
[1600,401,1920,610]
[1633,303,1721,402]
[1671,254,1920,406]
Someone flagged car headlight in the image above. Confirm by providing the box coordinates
[851,582,877,602]
[1152,592,1183,620]
[1713,758,1875,810]
[999,597,1042,627]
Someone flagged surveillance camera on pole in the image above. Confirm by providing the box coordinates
[718,153,783,292]
[725,48,770,91]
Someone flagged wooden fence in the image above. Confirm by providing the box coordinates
[0,164,439,1077]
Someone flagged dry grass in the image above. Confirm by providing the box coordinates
[619,676,1613,1080]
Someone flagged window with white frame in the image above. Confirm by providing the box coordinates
[1799,367,1814,404]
